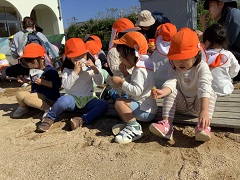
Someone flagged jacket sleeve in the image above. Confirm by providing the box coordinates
[229,52,240,78]
[162,66,177,92]
[121,69,145,96]
[225,9,240,48]
[107,49,121,75]
[61,68,79,90]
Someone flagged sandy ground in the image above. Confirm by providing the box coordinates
[0,81,240,180]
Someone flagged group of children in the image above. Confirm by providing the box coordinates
[6,2,240,145]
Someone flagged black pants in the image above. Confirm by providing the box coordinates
[5,64,30,78]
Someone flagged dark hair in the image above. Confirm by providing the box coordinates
[22,17,36,29]
[203,23,227,49]
[116,44,138,64]
[61,52,95,71]
[117,32,126,39]
[20,57,43,68]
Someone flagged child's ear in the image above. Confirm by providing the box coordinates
[219,2,224,8]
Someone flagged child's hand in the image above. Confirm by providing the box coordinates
[74,60,82,74]
[198,110,210,129]
[151,88,165,99]
[85,59,94,67]
[110,76,124,87]
[148,44,156,54]
[119,63,129,77]
[34,77,42,85]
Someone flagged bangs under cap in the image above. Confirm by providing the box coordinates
[135,10,155,27]
[203,0,237,10]
[20,43,45,59]
[167,28,200,60]
[65,38,89,58]
[112,31,148,54]
[112,18,140,33]
[155,23,177,42]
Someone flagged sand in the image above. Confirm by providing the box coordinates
[0,81,240,180]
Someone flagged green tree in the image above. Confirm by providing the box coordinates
[65,6,140,51]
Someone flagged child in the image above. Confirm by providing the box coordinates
[85,35,112,76]
[0,53,9,75]
[203,23,240,96]
[107,18,140,101]
[149,28,217,142]
[12,43,61,118]
[200,0,240,80]
[37,38,109,132]
[150,23,177,88]
[110,32,158,144]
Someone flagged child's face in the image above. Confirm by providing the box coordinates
[70,53,87,64]
[26,59,41,69]
[208,1,223,20]
[118,49,135,69]
[172,57,196,71]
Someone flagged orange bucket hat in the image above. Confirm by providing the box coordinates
[86,40,101,56]
[20,43,45,59]
[112,31,148,55]
[167,28,200,60]
[65,38,89,58]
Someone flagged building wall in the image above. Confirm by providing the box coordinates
[0,0,64,35]
[139,0,197,30]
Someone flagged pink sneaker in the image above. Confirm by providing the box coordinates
[149,120,173,140]
[195,126,211,142]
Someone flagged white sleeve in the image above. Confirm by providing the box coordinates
[61,68,79,90]
[229,52,240,78]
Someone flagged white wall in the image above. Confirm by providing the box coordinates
[2,0,64,34]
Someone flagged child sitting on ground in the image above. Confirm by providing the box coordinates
[203,23,240,96]
[149,28,217,142]
[12,43,61,118]
[37,38,109,132]
[110,31,158,144]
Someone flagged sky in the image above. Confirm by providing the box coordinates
[60,0,140,28]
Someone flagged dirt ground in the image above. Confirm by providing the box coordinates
[0,80,240,180]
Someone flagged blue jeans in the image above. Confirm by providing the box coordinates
[46,95,109,124]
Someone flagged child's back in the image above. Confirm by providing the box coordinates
[203,23,240,96]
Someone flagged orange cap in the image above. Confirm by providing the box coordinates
[20,43,45,59]
[155,23,177,42]
[112,18,140,33]
[167,28,200,60]
[89,35,102,49]
[112,31,148,54]
[65,38,89,58]
[86,40,101,55]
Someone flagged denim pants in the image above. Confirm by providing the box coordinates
[46,95,109,124]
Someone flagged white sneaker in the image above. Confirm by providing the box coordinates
[21,83,29,87]
[13,106,29,117]
[115,124,143,144]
